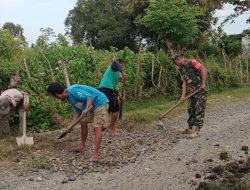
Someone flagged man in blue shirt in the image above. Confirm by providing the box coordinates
[47,83,109,163]
[99,59,127,133]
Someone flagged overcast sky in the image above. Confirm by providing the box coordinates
[0,0,249,44]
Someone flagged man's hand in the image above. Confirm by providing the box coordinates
[180,96,186,102]
[120,96,125,102]
[23,103,29,112]
[199,84,206,91]
[82,109,88,116]
[121,72,127,80]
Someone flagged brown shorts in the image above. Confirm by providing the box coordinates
[82,104,109,129]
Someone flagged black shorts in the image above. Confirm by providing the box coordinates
[99,88,119,113]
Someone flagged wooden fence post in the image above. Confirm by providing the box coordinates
[58,60,70,88]
[240,61,243,84]
[151,54,156,87]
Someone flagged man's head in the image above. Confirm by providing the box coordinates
[0,97,11,115]
[47,83,68,101]
[172,54,185,67]
[117,59,125,68]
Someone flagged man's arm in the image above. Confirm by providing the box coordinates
[200,66,207,90]
[82,98,93,114]
[190,59,207,90]
[73,113,80,121]
[180,80,187,102]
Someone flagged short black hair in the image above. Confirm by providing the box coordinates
[47,82,66,95]
[117,59,125,64]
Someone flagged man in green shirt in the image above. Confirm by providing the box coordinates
[99,59,127,133]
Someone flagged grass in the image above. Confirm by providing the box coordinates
[124,87,250,123]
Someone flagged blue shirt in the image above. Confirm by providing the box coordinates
[67,84,109,113]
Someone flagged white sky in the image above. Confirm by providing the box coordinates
[0,0,249,44]
[214,3,250,34]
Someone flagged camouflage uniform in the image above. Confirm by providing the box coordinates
[179,59,207,128]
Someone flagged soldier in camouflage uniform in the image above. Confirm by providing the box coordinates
[172,54,208,138]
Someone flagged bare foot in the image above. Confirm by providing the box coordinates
[80,143,87,153]
[108,128,122,134]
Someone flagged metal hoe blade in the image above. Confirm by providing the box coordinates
[16,136,34,146]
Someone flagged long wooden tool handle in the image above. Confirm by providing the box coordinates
[159,90,200,120]
[67,105,93,131]
[22,111,27,137]
[119,80,126,120]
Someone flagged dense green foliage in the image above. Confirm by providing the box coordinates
[65,0,228,51]
[0,29,249,131]
[139,0,199,53]
[65,0,145,51]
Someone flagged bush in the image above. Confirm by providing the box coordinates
[199,43,220,57]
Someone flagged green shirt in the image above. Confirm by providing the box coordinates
[99,65,120,90]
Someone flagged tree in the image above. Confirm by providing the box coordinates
[242,28,250,36]
[0,29,22,60]
[65,0,146,51]
[139,0,199,54]
[223,0,250,23]
[2,22,26,43]
[40,27,56,45]
[56,34,69,47]
[221,33,243,56]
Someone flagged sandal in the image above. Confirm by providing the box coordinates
[87,160,98,166]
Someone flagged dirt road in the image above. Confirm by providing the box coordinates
[0,100,250,190]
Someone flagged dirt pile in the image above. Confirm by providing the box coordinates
[23,123,180,177]
[197,153,250,190]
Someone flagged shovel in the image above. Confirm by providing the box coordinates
[158,89,200,126]
[16,111,34,146]
[58,106,93,139]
